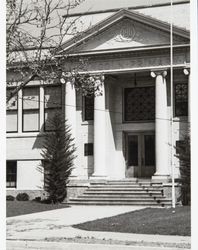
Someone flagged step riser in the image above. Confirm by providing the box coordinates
[68,202,171,206]
[84,195,163,198]
[70,199,171,203]
[85,191,162,194]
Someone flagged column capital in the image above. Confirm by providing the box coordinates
[150,70,167,78]
[183,67,190,75]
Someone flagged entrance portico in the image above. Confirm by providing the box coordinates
[60,8,190,182]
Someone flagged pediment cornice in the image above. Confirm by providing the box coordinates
[57,9,189,55]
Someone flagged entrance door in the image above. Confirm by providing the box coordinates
[125,132,155,178]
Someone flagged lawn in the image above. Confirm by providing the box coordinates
[73,206,191,236]
[6,201,69,217]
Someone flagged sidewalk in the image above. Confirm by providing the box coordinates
[6,206,191,249]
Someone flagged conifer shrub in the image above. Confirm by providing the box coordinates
[41,112,76,204]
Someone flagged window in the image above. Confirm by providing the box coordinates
[175,83,188,117]
[84,143,93,156]
[176,140,185,154]
[42,160,50,190]
[44,85,62,131]
[84,96,94,121]
[6,161,17,188]
[22,87,40,132]
[124,87,155,121]
[6,89,18,132]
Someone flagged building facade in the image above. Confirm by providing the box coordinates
[6,1,190,200]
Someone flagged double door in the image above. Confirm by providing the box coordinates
[125,132,155,178]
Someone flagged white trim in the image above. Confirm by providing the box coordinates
[56,44,190,58]
[77,64,189,75]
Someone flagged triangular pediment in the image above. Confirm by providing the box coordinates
[59,9,189,54]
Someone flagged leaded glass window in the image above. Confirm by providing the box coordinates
[175,83,188,117]
[124,87,155,121]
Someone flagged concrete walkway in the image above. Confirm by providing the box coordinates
[6,206,191,249]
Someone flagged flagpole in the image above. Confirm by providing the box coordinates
[170,0,176,209]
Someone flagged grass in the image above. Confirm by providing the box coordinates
[73,206,191,236]
[6,201,69,217]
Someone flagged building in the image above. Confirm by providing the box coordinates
[6,0,190,203]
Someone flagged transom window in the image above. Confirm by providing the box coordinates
[175,83,188,117]
[6,161,17,188]
[124,87,155,122]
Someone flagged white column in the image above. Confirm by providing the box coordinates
[92,82,106,178]
[65,81,77,175]
[183,68,190,122]
[151,70,169,179]
[65,81,76,141]
[39,86,44,132]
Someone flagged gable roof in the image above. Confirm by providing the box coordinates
[58,9,190,54]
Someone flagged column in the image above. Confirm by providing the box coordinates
[92,81,106,178]
[18,89,22,133]
[65,81,76,141]
[151,70,169,179]
[183,68,190,122]
[65,81,77,175]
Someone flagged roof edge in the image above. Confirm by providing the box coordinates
[63,1,190,18]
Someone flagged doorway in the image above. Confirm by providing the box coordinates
[125,132,155,178]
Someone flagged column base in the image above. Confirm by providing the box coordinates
[152,174,170,183]
[90,174,108,180]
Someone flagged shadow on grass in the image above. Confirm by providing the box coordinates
[73,207,191,236]
[6,200,70,217]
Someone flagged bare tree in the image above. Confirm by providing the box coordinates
[6,0,103,102]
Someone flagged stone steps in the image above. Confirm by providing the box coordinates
[67,180,172,207]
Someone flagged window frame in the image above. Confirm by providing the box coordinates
[22,86,40,132]
[83,95,94,121]
[174,82,188,117]
[123,86,155,123]
[6,161,17,188]
[84,143,94,156]
[6,88,18,133]
[44,85,62,132]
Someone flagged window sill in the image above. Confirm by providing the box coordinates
[81,121,94,126]
[6,132,44,138]
[173,116,188,122]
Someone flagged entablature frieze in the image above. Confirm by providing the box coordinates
[64,46,190,73]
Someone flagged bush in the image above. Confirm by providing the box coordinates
[32,196,41,202]
[16,193,29,201]
[6,195,15,201]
